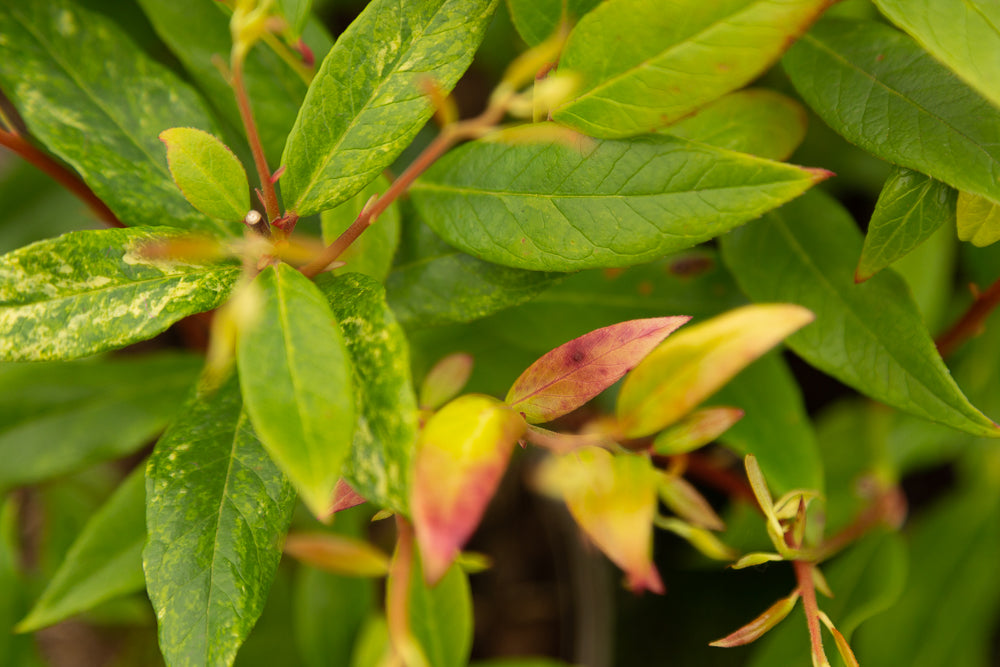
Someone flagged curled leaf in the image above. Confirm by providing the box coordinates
[412,395,526,585]
[709,590,799,647]
[284,532,390,577]
[507,317,689,424]
[535,447,663,593]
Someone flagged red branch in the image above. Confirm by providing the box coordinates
[231,60,280,225]
[936,276,1000,358]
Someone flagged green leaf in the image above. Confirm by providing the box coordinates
[144,377,296,667]
[160,128,250,223]
[0,354,200,491]
[616,304,814,438]
[0,228,240,361]
[18,466,146,632]
[237,263,356,518]
[720,190,999,437]
[783,18,1000,205]
[662,89,809,162]
[277,0,312,38]
[856,167,956,282]
[351,615,392,667]
[957,190,1000,248]
[409,560,473,667]
[0,0,228,233]
[874,0,1000,111]
[137,0,333,165]
[0,498,43,667]
[315,273,418,513]
[281,0,499,216]
[551,0,829,137]
[506,0,601,45]
[411,126,827,271]
[321,175,400,282]
[712,352,824,495]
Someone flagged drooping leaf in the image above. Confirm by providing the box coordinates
[419,353,474,410]
[783,18,1000,205]
[616,304,814,438]
[237,263,356,518]
[506,0,601,45]
[856,167,956,282]
[506,317,689,423]
[160,128,250,223]
[551,0,830,137]
[412,394,526,584]
[144,378,296,667]
[0,354,199,490]
[18,466,146,632]
[136,0,333,165]
[316,273,418,513]
[662,89,809,161]
[281,0,499,216]
[411,126,828,271]
[535,447,663,593]
[409,559,474,667]
[720,190,1000,437]
[957,190,1000,248]
[874,0,1000,111]
[651,406,744,456]
[320,174,400,282]
[0,0,229,233]
[0,228,240,361]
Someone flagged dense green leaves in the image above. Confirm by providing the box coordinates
[0,228,239,361]
[411,127,826,271]
[0,0,227,233]
[321,175,400,282]
[784,18,1000,205]
[507,0,601,45]
[720,190,999,437]
[237,263,355,518]
[18,466,146,632]
[875,0,1000,111]
[316,273,418,512]
[856,167,956,282]
[144,378,296,667]
[552,0,829,137]
[161,128,250,223]
[0,354,199,490]
[281,0,499,216]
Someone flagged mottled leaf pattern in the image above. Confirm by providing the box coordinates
[0,228,240,361]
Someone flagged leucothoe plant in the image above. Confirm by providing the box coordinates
[2,1,1000,666]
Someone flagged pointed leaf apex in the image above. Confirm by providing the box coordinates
[806,167,836,183]
[627,566,665,595]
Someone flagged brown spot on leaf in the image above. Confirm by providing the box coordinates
[668,254,714,277]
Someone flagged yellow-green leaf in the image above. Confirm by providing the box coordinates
[957,191,1000,248]
[160,128,250,223]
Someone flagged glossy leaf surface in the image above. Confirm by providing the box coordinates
[282,0,499,216]
[321,175,400,282]
[616,304,814,438]
[784,18,1000,205]
[552,0,829,137]
[237,263,356,518]
[0,354,199,490]
[663,88,808,161]
[875,0,1000,110]
[0,228,239,361]
[18,466,146,632]
[144,379,296,667]
[506,317,689,423]
[720,191,999,437]
[317,273,418,513]
[0,0,226,232]
[957,191,1000,248]
[411,127,826,271]
[856,167,956,282]
[412,395,525,583]
[160,128,250,223]
[507,0,601,45]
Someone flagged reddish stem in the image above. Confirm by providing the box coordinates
[936,276,1000,358]
[0,128,122,228]
[231,60,280,225]
[387,516,416,664]
[793,560,828,667]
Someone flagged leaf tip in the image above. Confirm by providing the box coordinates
[805,167,836,184]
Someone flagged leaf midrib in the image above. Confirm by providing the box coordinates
[410,177,806,199]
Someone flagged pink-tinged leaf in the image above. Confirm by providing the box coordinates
[284,532,390,577]
[818,612,860,667]
[328,479,367,516]
[535,447,664,594]
[412,395,526,585]
[651,407,745,455]
[616,304,814,437]
[658,474,725,531]
[709,591,800,648]
[506,316,690,424]
[419,353,474,410]
[524,424,616,454]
